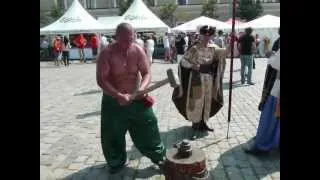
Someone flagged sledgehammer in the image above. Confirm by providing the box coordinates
[132,68,180,99]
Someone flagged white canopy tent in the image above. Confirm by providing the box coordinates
[102,0,170,34]
[172,16,230,33]
[40,0,107,35]
[240,15,280,29]
[97,16,122,34]
[239,15,280,56]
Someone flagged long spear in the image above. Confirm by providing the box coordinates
[226,0,237,139]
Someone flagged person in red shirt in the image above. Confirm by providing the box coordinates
[74,34,87,63]
[53,36,63,66]
[90,34,98,61]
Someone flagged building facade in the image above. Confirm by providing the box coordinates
[40,0,280,25]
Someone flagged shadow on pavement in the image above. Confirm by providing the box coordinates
[76,111,101,119]
[61,126,279,179]
[222,80,251,90]
[73,89,102,96]
[40,65,61,69]
[61,126,197,179]
[126,126,196,162]
[209,139,280,179]
[233,68,241,73]
[61,164,160,180]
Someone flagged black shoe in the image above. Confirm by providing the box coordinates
[156,160,165,172]
[247,82,255,85]
[108,165,124,174]
[151,157,166,172]
[200,124,214,132]
[192,123,200,130]
[244,147,268,155]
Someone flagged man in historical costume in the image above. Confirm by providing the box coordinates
[96,23,165,174]
[172,25,226,139]
[245,49,280,155]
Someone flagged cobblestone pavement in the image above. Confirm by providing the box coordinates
[40,58,280,180]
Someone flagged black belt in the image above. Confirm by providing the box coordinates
[199,63,217,74]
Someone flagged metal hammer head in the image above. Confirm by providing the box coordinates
[166,69,180,88]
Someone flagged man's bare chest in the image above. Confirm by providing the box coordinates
[108,54,139,76]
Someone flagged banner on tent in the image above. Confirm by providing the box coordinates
[59,17,82,23]
[124,15,148,21]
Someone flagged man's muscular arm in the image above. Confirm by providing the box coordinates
[96,49,118,97]
[137,46,151,91]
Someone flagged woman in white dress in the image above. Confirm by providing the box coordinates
[145,35,155,65]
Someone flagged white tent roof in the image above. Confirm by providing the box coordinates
[97,16,122,28]
[113,0,170,33]
[40,0,107,34]
[240,15,280,29]
[237,15,280,57]
[172,16,230,33]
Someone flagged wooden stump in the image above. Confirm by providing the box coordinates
[164,148,209,180]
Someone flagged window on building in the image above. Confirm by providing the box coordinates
[96,0,110,9]
[188,0,203,5]
[177,0,188,5]
[142,0,154,6]
[78,0,86,7]
[66,0,73,8]
[86,0,96,9]
[116,0,122,8]
[218,0,229,4]
[57,0,65,9]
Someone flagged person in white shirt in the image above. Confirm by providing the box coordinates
[100,35,108,50]
[40,38,49,57]
[62,36,72,66]
[163,32,171,62]
[213,30,225,48]
[145,35,155,65]
[135,33,144,49]
[184,33,189,51]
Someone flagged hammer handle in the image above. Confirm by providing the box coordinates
[132,78,169,99]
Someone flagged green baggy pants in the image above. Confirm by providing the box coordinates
[101,94,166,169]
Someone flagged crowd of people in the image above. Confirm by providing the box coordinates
[40,28,274,70]
[40,33,109,66]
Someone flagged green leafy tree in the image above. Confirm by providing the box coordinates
[41,5,63,27]
[237,0,263,21]
[201,0,219,18]
[145,0,155,6]
[118,0,134,16]
[40,11,49,25]
[50,5,64,19]
[159,3,177,27]
[175,11,189,22]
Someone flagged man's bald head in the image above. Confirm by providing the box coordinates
[116,23,133,35]
[115,23,134,49]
